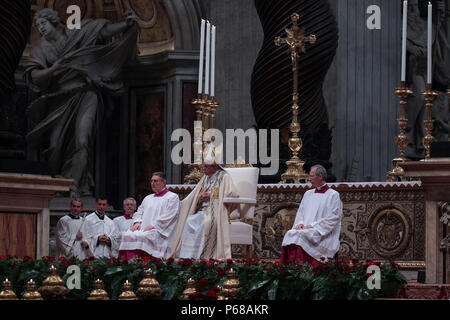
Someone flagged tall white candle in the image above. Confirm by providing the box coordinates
[205,21,211,96]
[211,25,216,97]
[401,1,408,82]
[427,2,432,84]
[198,19,205,94]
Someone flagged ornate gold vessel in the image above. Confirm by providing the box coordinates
[22,279,43,300]
[118,280,137,300]
[0,278,18,300]
[88,279,109,300]
[38,265,68,299]
[181,278,196,300]
[136,269,162,299]
[221,268,240,299]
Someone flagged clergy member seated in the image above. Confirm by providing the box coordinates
[113,197,137,256]
[85,196,121,258]
[170,143,237,260]
[118,172,180,261]
[281,164,343,266]
[55,198,93,259]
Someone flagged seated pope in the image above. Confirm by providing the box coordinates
[118,172,180,261]
[170,143,237,260]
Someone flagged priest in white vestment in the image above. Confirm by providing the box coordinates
[281,165,342,265]
[56,198,93,259]
[113,197,137,256]
[84,197,121,258]
[118,172,180,260]
[170,143,237,260]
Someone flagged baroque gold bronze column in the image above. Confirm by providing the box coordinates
[421,83,438,160]
[387,82,412,181]
[275,13,316,184]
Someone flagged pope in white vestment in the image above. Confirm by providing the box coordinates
[281,165,343,264]
[170,144,237,260]
[84,198,121,258]
[118,173,180,260]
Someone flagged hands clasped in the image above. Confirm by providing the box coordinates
[293,224,313,230]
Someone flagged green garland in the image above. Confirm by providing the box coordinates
[0,255,407,300]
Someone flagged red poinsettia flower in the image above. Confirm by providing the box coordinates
[205,290,217,299]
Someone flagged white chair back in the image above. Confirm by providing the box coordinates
[224,167,259,219]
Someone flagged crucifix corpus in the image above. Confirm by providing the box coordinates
[275,13,316,184]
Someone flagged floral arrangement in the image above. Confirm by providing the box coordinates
[0,255,406,300]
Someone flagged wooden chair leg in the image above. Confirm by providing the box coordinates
[246,245,252,259]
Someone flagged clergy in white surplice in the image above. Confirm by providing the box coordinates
[281,165,343,265]
[55,198,93,259]
[170,143,237,260]
[118,172,180,260]
[84,197,121,258]
[113,197,137,256]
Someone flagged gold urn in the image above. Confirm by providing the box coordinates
[221,268,240,299]
[38,265,68,299]
[22,279,43,300]
[181,278,196,300]
[216,286,226,300]
[136,268,162,299]
[0,278,18,300]
[88,279,109,300]
[118,280,137,300]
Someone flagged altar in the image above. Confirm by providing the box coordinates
[169,181,426,277]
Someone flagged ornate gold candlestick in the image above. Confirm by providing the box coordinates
[387,82,412,181]
[0,278,18,300]
[38,265,68,300]
[118,280,137,300]
[208,97,219,138]
[181,278,196,300]
[421,83,438,160]
[88,279,109,300]
[136,268,162,299]
[221,268,240,299]
[203,94,211,134]
[184,94,205,184]
[22,279,43,300]
[184,93,220,184]
[275,13,316,184]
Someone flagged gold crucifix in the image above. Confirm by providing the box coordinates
[275,13,316,184]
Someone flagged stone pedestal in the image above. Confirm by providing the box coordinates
[0,173,72,258]
[399,160,450,284]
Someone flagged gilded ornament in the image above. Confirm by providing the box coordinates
[22,279,43,300]
[181,278,196,300]
[136,268,162,299]
[0,278,18,300]
[22,279,44,300]
[38,265,68,299]
[88,279,109,300]
[221,268,240,299]
[119,280,137,300]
